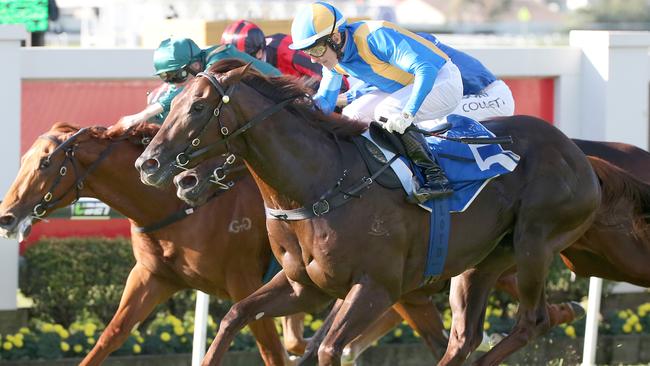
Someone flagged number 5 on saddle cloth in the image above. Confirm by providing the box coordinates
[352,114,519,280]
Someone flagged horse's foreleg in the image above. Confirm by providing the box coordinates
[393,290,449,360]
[341,307,402,365]
[282,313,308,355]
[203,270,331,366]
[80,263,179,366]
[440,245,515,366]
[328,289,448,365]
[298,299,343,366]
[439,272,496,366]
[316,274,394,366]
[493,269,518,298]
[227,275,291,366]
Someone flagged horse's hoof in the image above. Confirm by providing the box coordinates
[475,332,491,352]
[568,301,586,320]
[296,352,318,366]
[341,346,355,365]
[287,354,300,366]
[489,332,506,347]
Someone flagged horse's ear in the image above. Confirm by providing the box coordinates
[223,62,253,85]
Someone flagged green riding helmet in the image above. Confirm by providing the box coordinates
[153,38,203,74]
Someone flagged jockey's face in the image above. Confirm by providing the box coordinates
[158,68,190,84]
[308,33,342,70]
[309,46,337,69]
[159,61,204,86]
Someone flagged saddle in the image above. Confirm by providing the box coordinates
[351,121,452,190]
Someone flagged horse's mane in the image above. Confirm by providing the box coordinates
[49,122,160,143]
[208,59,369,138]
[589,156,650,241]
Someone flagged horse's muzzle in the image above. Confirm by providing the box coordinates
[137,156,160,176]
[0,213,16,230]
[174,173,198,191]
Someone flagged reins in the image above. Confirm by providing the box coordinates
[133,185,235,233]
[36,127,241,233]
[265,153,400,220]
[409,126,513,145]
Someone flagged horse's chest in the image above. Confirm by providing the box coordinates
[296,237,351,292]
[267,218,350,291]
[167,252,226,292]
[139,245,226,295]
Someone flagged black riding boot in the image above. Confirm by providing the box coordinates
[400,130,453,202]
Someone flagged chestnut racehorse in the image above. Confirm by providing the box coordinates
[0,123,296,366]
[136,60,600,365]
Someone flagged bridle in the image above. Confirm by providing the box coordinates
[30,126,239,234]
[178,69,389,220]
[172,70,296,168]
[169,69,401,220]
[32,128,138,218]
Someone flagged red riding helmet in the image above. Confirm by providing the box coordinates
[221,20,266,57]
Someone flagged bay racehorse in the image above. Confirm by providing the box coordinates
[172,145,593,362]
[174,138,650,363]
[0,123,298,366]
[135,60,600,365]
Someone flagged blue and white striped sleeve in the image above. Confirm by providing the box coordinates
[313,67,343,115]
[343,82,378,104]
[367,29,447,116]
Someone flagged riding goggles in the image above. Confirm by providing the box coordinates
[303,39,328,58]
[158,68,190,83]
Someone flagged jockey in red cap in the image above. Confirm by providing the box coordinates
[221,19,349,91]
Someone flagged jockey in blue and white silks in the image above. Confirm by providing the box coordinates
[339,33,515,122]
[290,1,462,201]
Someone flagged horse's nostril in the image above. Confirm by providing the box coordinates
[142,158,160,175]
[0,214,16,228]
[178,175,198,190]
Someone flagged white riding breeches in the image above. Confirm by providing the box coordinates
[342,61,463,127]
[451,80,515,121]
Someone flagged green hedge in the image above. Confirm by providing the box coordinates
[6,302,650,361]
[20,237,595,329]
[19,237,231,327]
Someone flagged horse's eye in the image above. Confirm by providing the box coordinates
[192,103,205,112]
[39,157,50,169]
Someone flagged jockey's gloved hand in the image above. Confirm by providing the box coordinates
[383,111,414,134]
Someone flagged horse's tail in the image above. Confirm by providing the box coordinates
[589,156,650,240]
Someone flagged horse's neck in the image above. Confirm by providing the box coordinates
[80,141,182,225]
[241,112,348,209]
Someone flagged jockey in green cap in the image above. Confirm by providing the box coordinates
[110,37,280,133]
